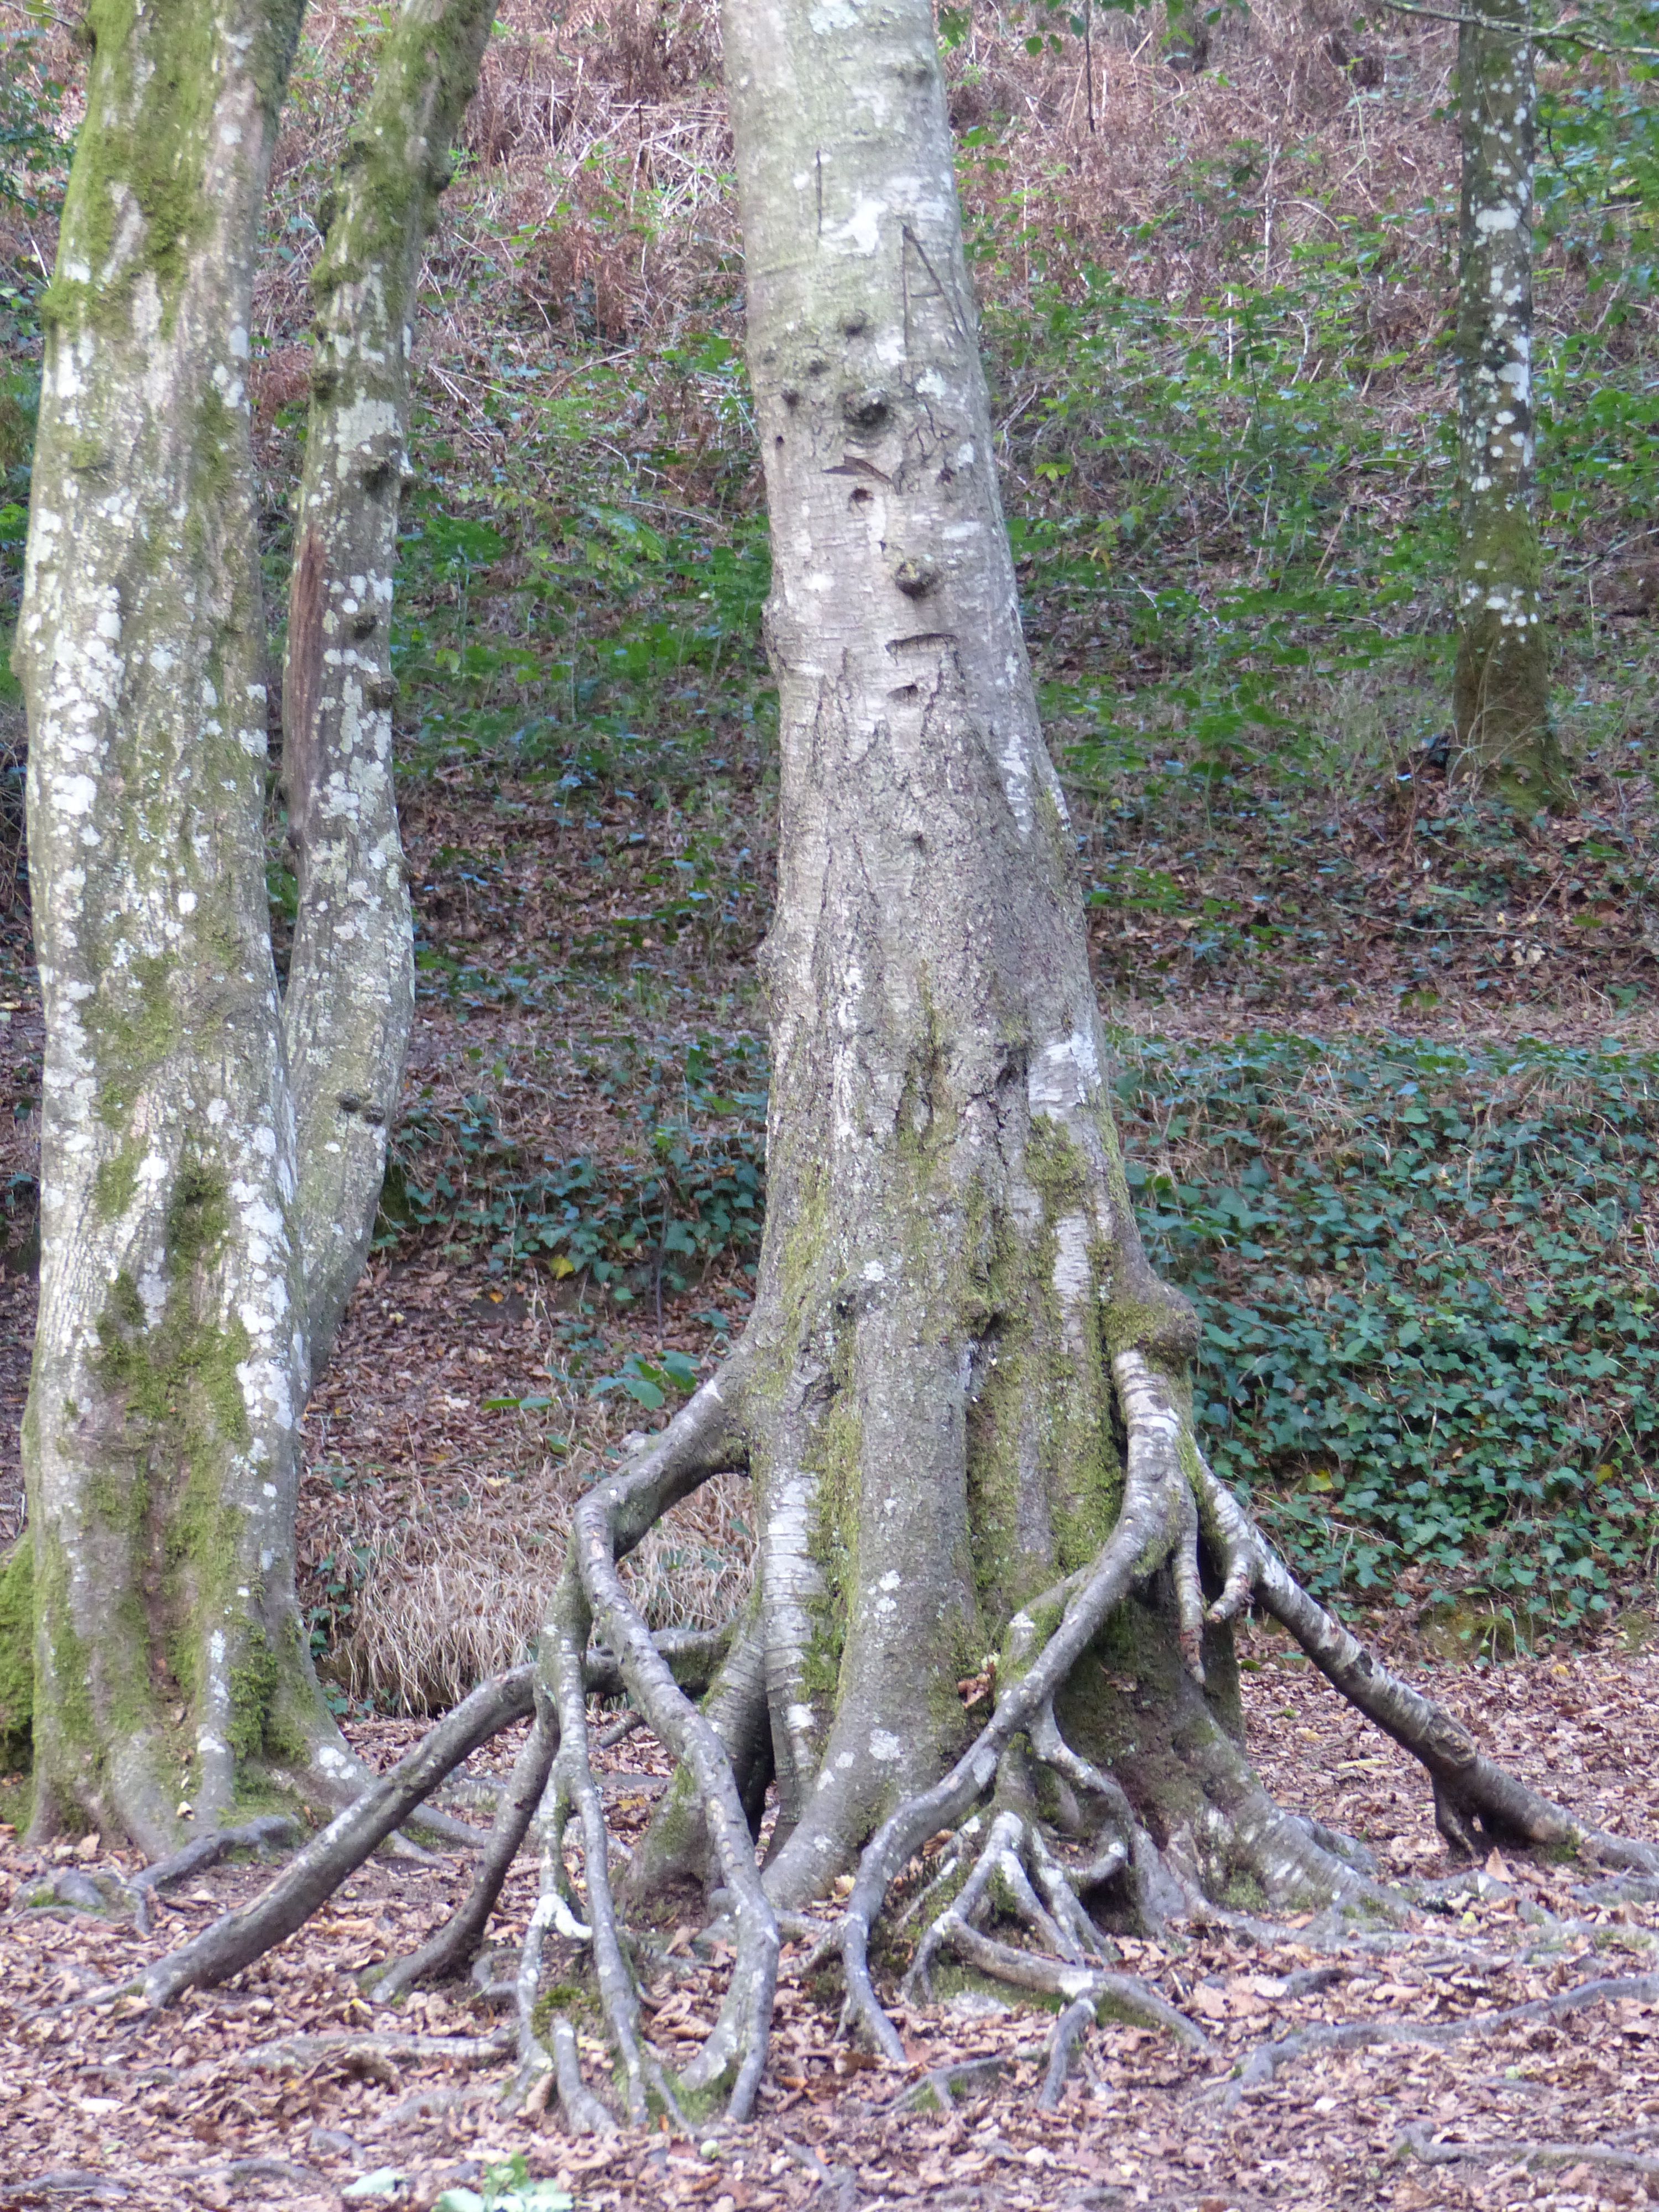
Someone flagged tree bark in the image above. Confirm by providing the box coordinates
[717,0,1252,1912]
[12,0,334,1854]
[281,0,498,1372]
[1452,0,1568,810]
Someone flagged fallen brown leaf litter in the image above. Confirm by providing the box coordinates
[3,1625,1658,2210]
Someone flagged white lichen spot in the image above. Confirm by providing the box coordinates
[822,197,884,255]
[869,1730,904,1763]
[1027,1029,1101,1118]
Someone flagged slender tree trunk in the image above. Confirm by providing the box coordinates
[717,0,1271,1912]
[281,0,498,1371]
[12,0,335,1853]
[1452,0,1568,810]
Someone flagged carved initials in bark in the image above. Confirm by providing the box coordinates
[281,527,326,866]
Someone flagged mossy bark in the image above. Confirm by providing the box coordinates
[718,0,1238,1913]
[0,1535,32,1773]
[11,0,349,1854]
[1451,0,1568,811]
[281,0,498,1371]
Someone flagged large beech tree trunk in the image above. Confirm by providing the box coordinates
[715,0,1277,1913]
[1452,0,1568,810]
[13,0,326,1854]
[281,0,497,1370]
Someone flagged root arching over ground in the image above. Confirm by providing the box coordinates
[106,1327,1659,2134]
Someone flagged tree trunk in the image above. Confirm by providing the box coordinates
[712,0,1296,1914]
[281,0,498,1372]
[12,0,334,1853]
[1451,0,1568,810]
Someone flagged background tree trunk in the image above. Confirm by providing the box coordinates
[717,0,1261,1913]
[13,0,336,1853]
[1452,0,1568,810]
[281,0,498,1373]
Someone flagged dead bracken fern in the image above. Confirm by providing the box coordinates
[310,1456,755,1712]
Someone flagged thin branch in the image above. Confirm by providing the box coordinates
[1376,0,1659,58]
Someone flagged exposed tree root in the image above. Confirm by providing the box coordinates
[368,1690,559,2003]
[1040,1996,1098,2110]
[1211,1969,1659,2114]
[945,1922,1211,2055]
[132,1815,304,1900]
[1392,2121,1659,2182]
[136,1666,538,2008]
[113,1340,1659,2121]
[241,2027,514,2076]
[547,2014,620,2136]
[892,2054,1014,2113]
[119,1619,735,2018]
[4,2156,327,2204]
[546,1362,778,2124]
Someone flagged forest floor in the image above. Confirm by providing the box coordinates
[6,1624,1659,2209]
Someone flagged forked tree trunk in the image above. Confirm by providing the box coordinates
[9,0,498,1853]
[716,0,1274,1913]
[13,0,329,1854]
[1452,0,1568,810]
[281,0,498,1370]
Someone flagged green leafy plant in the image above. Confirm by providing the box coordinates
[590,1345,698,1409]
[375,1033,766,1295]
[434,2152,573,2212]
[1116,1032,1659,1629]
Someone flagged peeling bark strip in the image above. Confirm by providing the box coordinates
[281,0,499,1372]
[12,0,339,1855]
[1452,0,1567,808]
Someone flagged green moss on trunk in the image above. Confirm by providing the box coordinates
[0,1535,33,1772]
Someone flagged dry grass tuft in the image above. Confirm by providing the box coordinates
[307,1446,754,1714]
